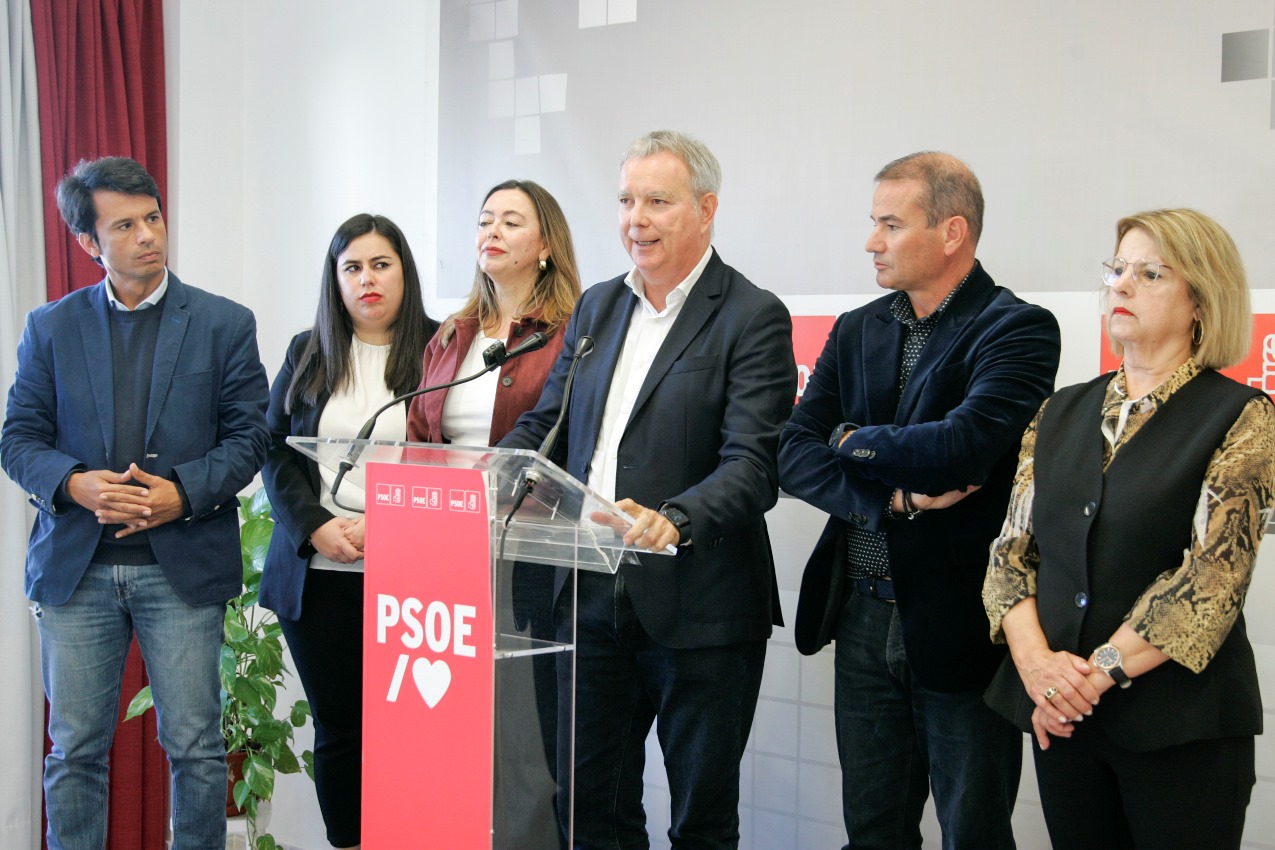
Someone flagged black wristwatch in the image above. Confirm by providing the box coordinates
[828,422,860,448]
[1092,643,1131,689]
[658,504,692,547]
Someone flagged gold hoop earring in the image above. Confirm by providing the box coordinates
[1192,319,1204,347]
[538,258,548,271]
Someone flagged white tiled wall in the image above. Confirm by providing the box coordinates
[641,497,1275,850]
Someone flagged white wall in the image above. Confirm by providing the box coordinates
[164,2,1275,848]
[164,2,446,847]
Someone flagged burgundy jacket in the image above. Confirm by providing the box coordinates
[407,311,565,444]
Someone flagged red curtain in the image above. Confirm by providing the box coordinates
[30,1,171,848]
[31,0,168,299]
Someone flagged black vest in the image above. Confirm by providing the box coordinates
[986,369,1266,751]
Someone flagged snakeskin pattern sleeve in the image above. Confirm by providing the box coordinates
[983,400,1048,643]
[1125,395,1275,672]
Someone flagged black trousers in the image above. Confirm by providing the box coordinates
[1033,724,1254,850]
[278,569,364,848]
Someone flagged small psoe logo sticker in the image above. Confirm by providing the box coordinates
[448,489,482,513]
[375,484,405,506]
[411,486,442,510]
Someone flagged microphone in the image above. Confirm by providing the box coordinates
[502,331,551,364]
[536,335,594,458]
[328,330,550,509]
[504,335,594,524]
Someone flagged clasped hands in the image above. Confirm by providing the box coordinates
[310,516,366,564]
[1017,648,1112,750]
[68,464,183,538]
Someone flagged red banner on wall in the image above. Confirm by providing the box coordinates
[363,462,494,849]
[792,315,837,402]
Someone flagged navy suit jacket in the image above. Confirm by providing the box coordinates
[500,250,797,648]
[1,274,270,606]
[778,263,1060,690]
[258,331,331,622]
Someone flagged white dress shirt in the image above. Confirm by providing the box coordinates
[586,245,714,501]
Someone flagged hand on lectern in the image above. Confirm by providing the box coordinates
[614,498,680,553]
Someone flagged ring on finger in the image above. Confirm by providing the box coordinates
[1043,686,1059,701]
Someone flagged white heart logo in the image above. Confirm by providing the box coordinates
[411,658,451,708]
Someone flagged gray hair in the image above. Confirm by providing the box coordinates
[621,130,721,199]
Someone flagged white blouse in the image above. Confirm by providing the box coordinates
[313,336,405,572]
[440,329,502,447]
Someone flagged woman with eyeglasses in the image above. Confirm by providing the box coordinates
[982,209,1274,849]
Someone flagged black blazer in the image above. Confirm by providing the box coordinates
[778,263,1060,691]
[258,324,439,620]
[500,250,797,648]
[259,331,334,621]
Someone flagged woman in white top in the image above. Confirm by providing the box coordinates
[407,180,580,847]
[260,214,438,850]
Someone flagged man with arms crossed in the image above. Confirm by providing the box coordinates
[1,156,270,850]
[501,130,796,849]
[778,152,1060,849]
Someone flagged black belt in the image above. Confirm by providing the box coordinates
[851,575,895,602]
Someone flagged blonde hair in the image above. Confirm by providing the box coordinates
[1113,209,1252,369]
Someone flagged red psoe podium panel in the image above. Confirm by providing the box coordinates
[286,438,673,849]
[364,462,494,847]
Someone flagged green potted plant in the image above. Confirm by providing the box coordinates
[126,488,313,850]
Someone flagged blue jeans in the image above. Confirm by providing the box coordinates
[34,561,227,850]
[560,570,766,850]
[834,589,1020,850]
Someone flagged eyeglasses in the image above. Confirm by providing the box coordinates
[1101,257,1173,288]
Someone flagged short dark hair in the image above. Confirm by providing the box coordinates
[54,157,163,242]
[286,214,438,412]
[875,151,984,246]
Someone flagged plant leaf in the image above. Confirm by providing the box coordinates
[289,701,311,726]
[122,686,153,721]
[243,753,275,799]
[249,487,272,519]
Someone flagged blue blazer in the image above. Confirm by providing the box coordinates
[501,250,797,649]
[1,274,270,606]
[778,263,1060,691]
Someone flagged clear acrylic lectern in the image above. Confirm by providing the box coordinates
[286,437,672,849]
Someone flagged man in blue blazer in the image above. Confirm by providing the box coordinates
[501,131,796,849]
[0,157,269,850]
[778,153,1060,849]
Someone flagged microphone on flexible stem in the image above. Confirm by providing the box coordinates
[504,335,595,525]
[328,331,549,511]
